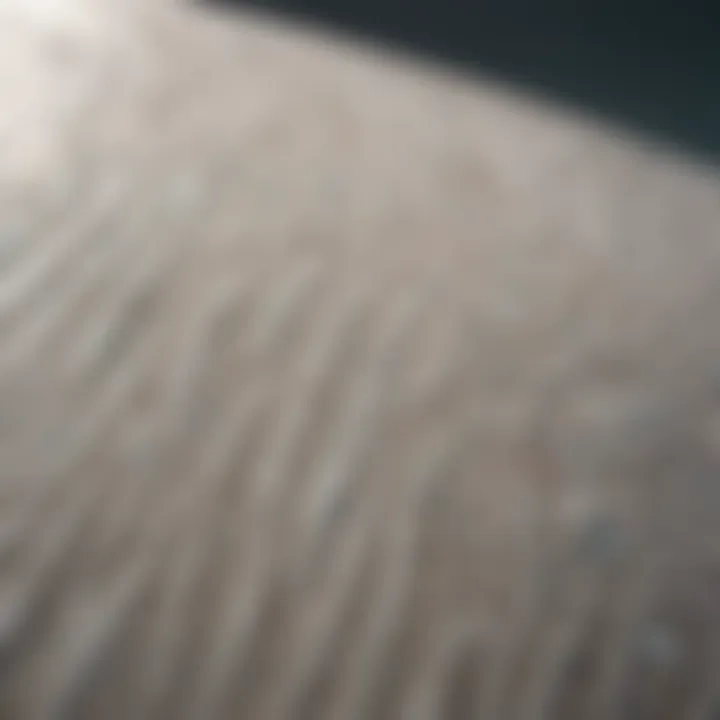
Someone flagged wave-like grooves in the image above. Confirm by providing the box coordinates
[2,1,720,718]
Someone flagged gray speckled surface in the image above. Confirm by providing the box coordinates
[1,1,720,718]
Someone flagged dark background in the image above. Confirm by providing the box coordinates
[207,0,720,162]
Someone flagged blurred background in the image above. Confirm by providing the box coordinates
[207,0,720,162]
